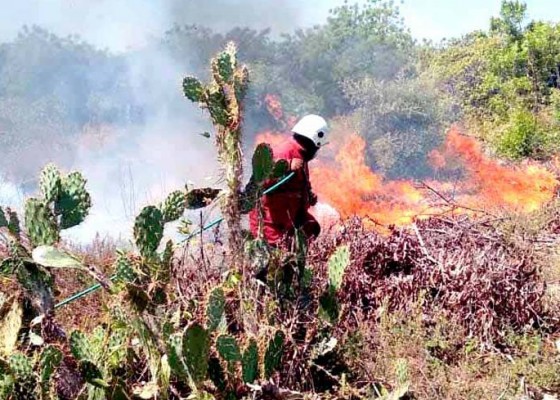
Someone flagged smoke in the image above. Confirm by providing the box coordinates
[0,0,345,243]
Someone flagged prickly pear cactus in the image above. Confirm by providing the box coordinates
[24,198,59,246]
[212,50,234,83]
[9,352,36,400]
[114,254,137,284]
[6,209,20,238]
[161,190,186,223]
[39,164,62,203]
[79,361,108,388]
[216,335,242,365]
[56,171,92,229]
[208,357,227,392]
[252,143,274,184]
[133,206,164,258]
[182,76,204,102]
[328,245,350,291]
[272,159,289,179]
[70,330,93,362]
[166,333,186,378]
[205,86,228,126]
[264,330,285,379]
[242,338,259,384]
[206,287,225,332]
[182,323,210,384]
[39,345,62,395]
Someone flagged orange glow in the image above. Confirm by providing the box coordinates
[253,100,559,231]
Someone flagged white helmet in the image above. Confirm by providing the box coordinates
[291,114,328,148]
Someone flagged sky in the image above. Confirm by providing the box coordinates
[0,1,559,51]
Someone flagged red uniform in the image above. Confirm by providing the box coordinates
[249,136,320,246]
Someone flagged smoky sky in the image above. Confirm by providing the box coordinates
[0,0,348,243]
[0,0,343,52]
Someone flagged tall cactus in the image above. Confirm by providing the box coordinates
[182,42,249,271]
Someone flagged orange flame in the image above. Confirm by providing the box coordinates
[254,99,559,230]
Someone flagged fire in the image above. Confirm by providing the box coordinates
[253,97,559,231]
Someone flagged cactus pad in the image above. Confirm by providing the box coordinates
[205,86,228,126]
[79,360,108,388]
[242,338,259,383]
[70,330,92,361]
[8,353,33,379]
[7,209,20,238]
[24,198,59,246]
[40,345,62,391]
[133,206,164,258]
[166,333,186,378]
[252,143,274,184]
[182,323,210,384]
[39,163,62,203]
[206,287,225,332]
[264,330,285,378]
[208,357,226,392]
[272,159,289,179]
[328,245,350,291]
[233,65,249,102]
[216,335,242,364]
[161,190,186,223]
[57,171,92,229]
[183,76,204,102]
[114,255,137,283]
[212,51,234,84]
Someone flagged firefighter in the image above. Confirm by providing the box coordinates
[248,114,329,248]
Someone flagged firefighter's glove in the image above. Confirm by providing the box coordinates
[290,158,304,171]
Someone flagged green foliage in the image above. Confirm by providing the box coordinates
[57,171,92,229]
[114,254,137,283]
[39,163,62,204]
[7,210,20,238]
[327,245,350,291]
[208,357,227,392]
[182,323,210,384]
[216,335,242,365]
[182,76,205,102]
[24,198,58,247]
[252,143,274,184]
[161,190,186,223]
[133,206,164,258]
[0,208,7,228]
[166,333,186,378]
[206,287,226,332]
[264,330,285,378]
[39,345,62,395]
[241,339,259,384]
[70,330,93,362]
[8,352,33,381]
[495,108,549,159]
[79,360,108,388]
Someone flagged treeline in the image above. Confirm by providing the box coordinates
[0,0,559,184]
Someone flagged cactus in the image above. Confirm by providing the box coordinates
[24,198,59,246]
[133,206,164,258]
[79,361,108,388]
[212,49,234,84]
[114,254,137,283]
[166,333,186,378]
[182,76,204,102]
[182,42,249,271]
[208,357,227,392]
[328,245,350,291]
[252,143,274,184]
[39,163,62,203]
[9,353,36,400]
[56,171,92,229]
[272,159,289,179]
[206,287,226,332]
[216,335,242,366]
[39,345,62,395]
[182,323,210,384]
[70,330,93,362]
[161,190,186,223]
[6,209,20,238]
[242,338,259,384]
[0,207,7,227]
[264,330,285,378]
